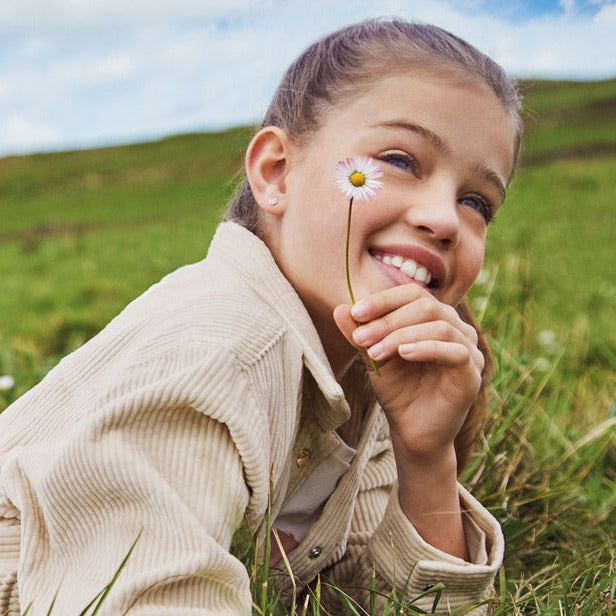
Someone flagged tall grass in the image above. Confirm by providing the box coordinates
[465,258,615,614]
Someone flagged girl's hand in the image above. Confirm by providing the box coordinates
[333,283,484,465]
[334,284,483,559]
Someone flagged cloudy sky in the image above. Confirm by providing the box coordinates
[1,0,615,156]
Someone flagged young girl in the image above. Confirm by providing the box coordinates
[0,18,522,615]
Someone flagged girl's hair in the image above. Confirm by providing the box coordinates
[225,17,522,472]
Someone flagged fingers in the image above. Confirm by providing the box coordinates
[352,288,477,341]
[398,338,484,373]
[336,284,484,374]
[362,320,484,370]
[354,296,476,345]
[351,284,427,323]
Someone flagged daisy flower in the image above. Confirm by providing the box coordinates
[335,156,383,201]
[334,156,384,305]
[335,156,383,375]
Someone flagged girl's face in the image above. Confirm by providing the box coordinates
[268,69,517,341]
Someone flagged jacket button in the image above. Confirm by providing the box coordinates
[296,448,312,468]
[308,546,322,559]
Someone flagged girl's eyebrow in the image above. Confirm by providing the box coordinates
[372,119,507,201]
[370,120,450,155]
[472,163,507,202]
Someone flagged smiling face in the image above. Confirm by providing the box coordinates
[259,68,517,352]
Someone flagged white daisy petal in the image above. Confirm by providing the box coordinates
[335,156,383,202]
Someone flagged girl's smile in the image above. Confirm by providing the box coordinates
[369,244,446,290]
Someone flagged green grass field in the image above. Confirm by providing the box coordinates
[1,79,615,614]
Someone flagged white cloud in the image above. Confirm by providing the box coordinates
[4,115,59,153]
[0,0,276,27]
[1,0,615,156]
[595,1,616,22]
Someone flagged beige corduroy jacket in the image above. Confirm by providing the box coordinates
[0,222,503,615]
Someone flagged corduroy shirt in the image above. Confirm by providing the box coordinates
[0,222,503,615]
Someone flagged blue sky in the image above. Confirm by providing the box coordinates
[1,0,614,156]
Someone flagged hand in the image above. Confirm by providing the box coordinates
[335,285,483,559]
[333,283,484,465]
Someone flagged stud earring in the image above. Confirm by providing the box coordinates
[268,197,278,206]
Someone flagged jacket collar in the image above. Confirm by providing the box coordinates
[207,222,351,430]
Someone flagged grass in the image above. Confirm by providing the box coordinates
[1,78,615,614]
[464,258,616,615]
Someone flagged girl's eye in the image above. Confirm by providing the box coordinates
[460,195,494,224]
[379,151,421,177]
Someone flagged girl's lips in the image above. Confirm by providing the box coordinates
[369,244,446,288]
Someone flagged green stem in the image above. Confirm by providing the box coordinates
[345,197,356,305]
[345,197,381,377]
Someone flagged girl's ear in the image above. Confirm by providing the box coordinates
[245,126,291,217]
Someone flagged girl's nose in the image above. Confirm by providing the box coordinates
[406,188,460,248]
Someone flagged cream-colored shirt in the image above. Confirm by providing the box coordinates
[0,221,503,615]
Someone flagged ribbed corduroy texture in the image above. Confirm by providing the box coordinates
[0,222,503,615]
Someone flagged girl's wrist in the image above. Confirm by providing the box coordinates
[389,422,459,472]
[393,440,458,487]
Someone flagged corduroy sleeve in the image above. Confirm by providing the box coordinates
[5,347,268,615]
[322,416,503,616]
[365,482,503,615]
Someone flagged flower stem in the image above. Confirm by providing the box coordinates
[345,197,381,377]
[345,197,356,305]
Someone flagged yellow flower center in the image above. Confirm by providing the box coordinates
[349,171,366,187]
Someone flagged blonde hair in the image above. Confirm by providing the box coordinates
[226,17,521,472]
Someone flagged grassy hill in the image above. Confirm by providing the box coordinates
[0,79,615,614]
[0,127,251,356]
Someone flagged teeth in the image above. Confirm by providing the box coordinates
[415,266,430,284]
[376,253,433,285]
[400,259,417,277]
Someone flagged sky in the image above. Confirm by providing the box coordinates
[1,0,615,157]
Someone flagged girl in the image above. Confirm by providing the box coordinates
[0,18,521,615]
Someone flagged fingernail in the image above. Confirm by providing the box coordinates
[352,327,369,345]
[351,301,369,319]
[368,342,385,361]
[399,343,416,357]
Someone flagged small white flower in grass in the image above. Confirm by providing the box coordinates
[537,329,557,347]
[533,357,551,373]
[0,375,15,391]
[335,156,383,202]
